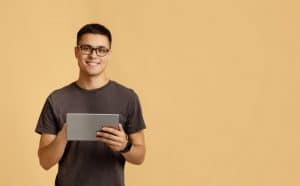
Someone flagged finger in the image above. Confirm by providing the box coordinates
[97,137,124,151]
[96,131,123,142]
[118,123,124,132]
[62,123,67,130]
[97,137,122,147]
[101,127,121,136]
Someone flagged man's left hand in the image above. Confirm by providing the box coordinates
[96,123,128,152]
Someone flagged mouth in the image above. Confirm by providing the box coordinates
[85,61,101,66]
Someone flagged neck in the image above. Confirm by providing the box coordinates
[76,73,109,90]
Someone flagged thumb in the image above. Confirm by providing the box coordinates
[63,123,68,130]
[118,123,124,132]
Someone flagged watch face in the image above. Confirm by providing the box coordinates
[126,141,132,151]
[120,140,132,153]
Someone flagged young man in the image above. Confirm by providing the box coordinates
[35,23,146,186]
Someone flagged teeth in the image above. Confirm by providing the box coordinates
[86,62,100,66]
[87,62,99,64]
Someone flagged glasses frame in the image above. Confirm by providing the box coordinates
[77,44,110,57]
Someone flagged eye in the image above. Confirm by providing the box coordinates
[97,47,109,53]
[80,45,91,51]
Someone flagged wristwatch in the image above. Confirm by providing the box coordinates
[119,135,132,153]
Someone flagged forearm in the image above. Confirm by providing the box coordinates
[122,143,145,165]
[38,132,67,170]
[97,126,146,164]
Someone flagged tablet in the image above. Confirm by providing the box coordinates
[67,113,119,141]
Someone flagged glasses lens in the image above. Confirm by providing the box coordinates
[79,45,92,54]
[96,47,109,56]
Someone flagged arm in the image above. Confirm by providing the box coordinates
[97,124,146,165]
[122,130,145,165]
[38,124,67,170]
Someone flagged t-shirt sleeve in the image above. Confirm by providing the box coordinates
[35,96,59,135]
[125,91,146,134]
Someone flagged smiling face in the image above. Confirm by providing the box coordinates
[75,33,111,78]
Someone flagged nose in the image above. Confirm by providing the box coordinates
[90,48,98,57]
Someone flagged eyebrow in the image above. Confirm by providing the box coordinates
[79,44,108,48]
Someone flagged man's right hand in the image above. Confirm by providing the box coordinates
[57,123,67,141]
[37,123,68,170]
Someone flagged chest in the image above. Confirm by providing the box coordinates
[54,92,130,125]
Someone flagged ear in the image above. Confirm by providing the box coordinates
[106,50,112,60]
[74,46,79,58]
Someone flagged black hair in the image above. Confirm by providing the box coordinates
[77,23,112,47]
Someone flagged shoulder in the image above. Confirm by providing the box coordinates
[47,82,76,102]
[109,80,138,98]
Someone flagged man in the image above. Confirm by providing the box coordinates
[35,23,146,186]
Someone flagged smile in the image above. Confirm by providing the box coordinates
[86,61,101,66]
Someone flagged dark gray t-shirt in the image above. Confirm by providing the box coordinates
[35,80,146,186]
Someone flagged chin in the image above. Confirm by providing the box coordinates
[79,70,101,77]
[87,72,102,76]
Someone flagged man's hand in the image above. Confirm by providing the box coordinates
[38,123,68,170]
[58,123,68,140]
[96,123,128,152]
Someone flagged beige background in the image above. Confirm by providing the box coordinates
[1,0,300,185]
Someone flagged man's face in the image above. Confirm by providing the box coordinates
[75,33,111,77]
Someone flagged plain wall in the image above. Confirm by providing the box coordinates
[1,0,300,185]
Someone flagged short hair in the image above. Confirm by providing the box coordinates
[77,23,112,47]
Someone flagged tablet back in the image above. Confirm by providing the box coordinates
[67,113,119,141]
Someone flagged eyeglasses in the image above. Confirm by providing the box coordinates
[77,44,110,57]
